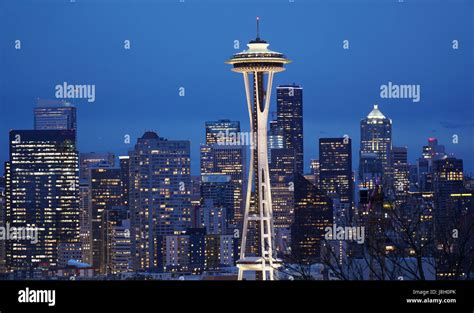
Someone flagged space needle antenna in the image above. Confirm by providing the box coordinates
[256,16,260,40]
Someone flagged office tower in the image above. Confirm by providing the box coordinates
[79,152,115,181]
[57,242,83,268]
[108,219,132,275]
[291,174,333,264]
[359,104,392,188]
[268,132,295,254]
[226,18,290,280]
[269,148,296,179]
[204,234,224,271]
[190,176,202,228]
[201,199,227,235]
[432,157,464,232]
[5,130,80,271]
[364,184,391,280]
[417,138,447,193]
[440,192,474,279]
[90,166,123,274]
[267,119,285,163]
[129,131,191,271]
[319,138,354,222]
[276,84,303,174]
[200,174,236,227]
[392,146,409,205]
[34,100,77,133]
[187,228,206,274]
[119,156,130,208]
[359,152,383,191]
[79,181,93,265]
[162,235,190,273]
[310,159,320,186]
[270,176,294,229]
[205,119,241,145]
[422,138,446,161]
[105,206,130,274]
[0,176,5,272]
[408,164,419,190]
[219,234,237,267]
[432,158,468,279]
[416,158,432,192]
[268,119,285,151]
[270,175,294,254]
[204,234,236,271]
[200,145,246,225]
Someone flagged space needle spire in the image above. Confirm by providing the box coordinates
[225,18,291,280]
[256,16,260,40]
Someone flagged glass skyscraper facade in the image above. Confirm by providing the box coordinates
[34,101,77,133]
[359,105,392,191]
[291,174,333,264]
[5,130,80,271]
[319,137,354,215]
[205,119,241,145]
[276,85,303,175]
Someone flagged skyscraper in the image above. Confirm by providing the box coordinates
[90,166,123,274]
[200,174,236,226]
[416,138,447,192]
[319,137,354,221]
[431,157,469,278]
[200,145,246,226]
[34,100,77,133]
[359,104,392,190]
[226,17,290,280]
[392,146,409,205]
[422,138,446,161]
[119,156,130,208]
[5,130,80,271]
[270,175,294,254]
[267,119,285,151]
[268,132,295,254]
[432,157,464,230]
[105,206,131,275]
[201,119,245,224]
[276,84,304,174]
[79,181,92,265]
[205,119,241,145]
[291,174,333,264]
[129,131,191,271]
[310,159,320,186]
[79,152,115,181]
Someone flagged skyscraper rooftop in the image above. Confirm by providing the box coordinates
[367,104,386,119]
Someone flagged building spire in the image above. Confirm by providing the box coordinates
[367,104,386,119]
[256,16,260,40]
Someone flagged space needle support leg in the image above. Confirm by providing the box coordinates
[264,71,275,280]
[253,71,267,280]
[238,71,254,281]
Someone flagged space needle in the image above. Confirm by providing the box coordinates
[226,17,290,280]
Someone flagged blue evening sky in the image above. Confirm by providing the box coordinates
[0,0,473,176]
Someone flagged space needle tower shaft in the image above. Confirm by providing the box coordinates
[226,17,291,280]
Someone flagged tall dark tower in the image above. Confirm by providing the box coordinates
[276,84,303,174]
[319,137,354,221]
[226,18,291,280]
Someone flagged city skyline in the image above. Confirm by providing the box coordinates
[0,1,473,312]
[1,1,473,176]
[0,0,473,284]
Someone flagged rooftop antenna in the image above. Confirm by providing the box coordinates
[256,16,260,40]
